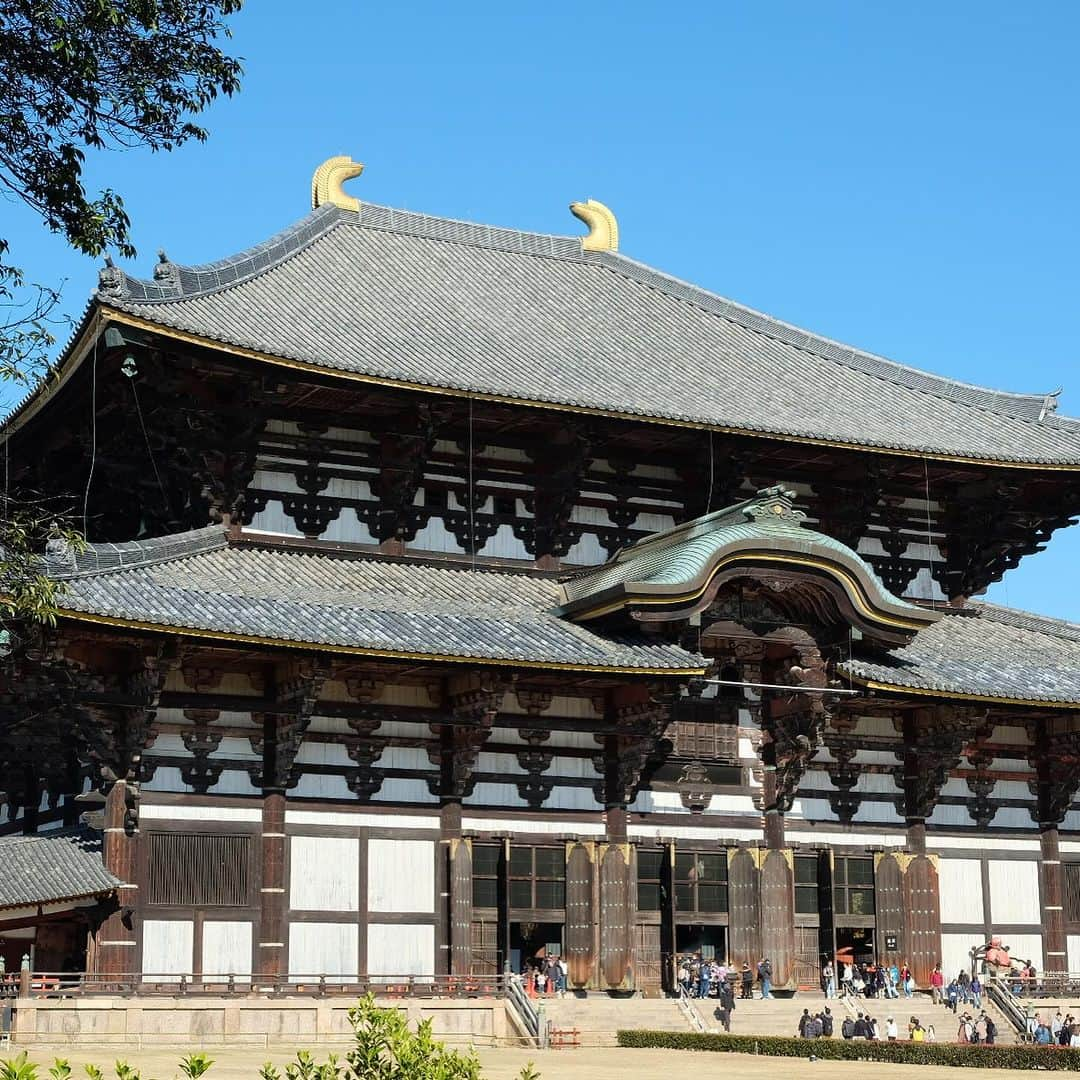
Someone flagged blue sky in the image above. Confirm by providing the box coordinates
[5,1,1080,617]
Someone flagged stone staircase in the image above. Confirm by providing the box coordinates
[724,991,835,1037]
[538,992,695,1046]
[838,989,1015,1041]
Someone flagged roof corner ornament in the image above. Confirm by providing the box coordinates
[1039,387,1062,422]
[570,199,619,252]
[97,256,126,298]
[311,155,365,212]
[745,484,805,526]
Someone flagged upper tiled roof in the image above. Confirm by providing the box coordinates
[842,600,1080,705]
[85,201,1080,466]
[46,529,703,673]
[0,830,120,911]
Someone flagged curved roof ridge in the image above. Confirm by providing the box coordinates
[47,525,228,579]
[598,250,1058,424]
[101,200,590,306]
[96,204,345,304]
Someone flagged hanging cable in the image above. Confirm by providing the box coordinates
[128,376,168,512]
[923,457,936,609]
[468,396,476,571]
[705,430,715,515]
[82,334,99,538]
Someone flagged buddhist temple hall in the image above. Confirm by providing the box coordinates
[5,155,1080,998]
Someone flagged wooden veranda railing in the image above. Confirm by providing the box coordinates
[5,972,508,1000]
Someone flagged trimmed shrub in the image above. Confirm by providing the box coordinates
[616,1029,1080,1070]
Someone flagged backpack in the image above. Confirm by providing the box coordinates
[841,1018,855,1039]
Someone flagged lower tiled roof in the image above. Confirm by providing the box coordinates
[49,530,704,672]
[0,830,120,911]
[842,601,1080,705]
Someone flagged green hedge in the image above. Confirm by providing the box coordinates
[616,1029,1080,1070]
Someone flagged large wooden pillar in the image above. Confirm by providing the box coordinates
[258,789,287,977]
[893,707,972,986]
[94,780,139,976]
[1040,828,1066,976]
[1029,719,1080,978]
[592,685,674,991]
[445,812,472,978]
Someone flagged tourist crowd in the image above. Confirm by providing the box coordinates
[676,956,775,1000]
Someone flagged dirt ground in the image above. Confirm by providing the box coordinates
[0,1043,1050,1080]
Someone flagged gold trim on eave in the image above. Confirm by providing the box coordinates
[54,607,706,677]
[91,309,1080,473]
[567,550,932,632]
[848,674,1080,710]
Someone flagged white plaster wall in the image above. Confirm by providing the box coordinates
[289,836,359,911]
[373,778,439,804]
[1000,934,1043,970]
[202,921,253,978]
[939,859,984,925]
[1067,935,1080,973]
[291,772,354,800]
[142,919,193,978]
[368,839,435,913]
[288,923,358,980]
[367,924,435,977]
[988,860,1040,925]
[940,932,979,979]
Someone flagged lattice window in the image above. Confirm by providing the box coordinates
[670,720,739,762]
[674,850,728,913]
[834,856,875,916]
[795,855,819,914]
[509,846,565,910]
[470,919,499,976]
[472,843,500,909]
[146,833,251,907]
[637,848,665,912]
[1065,863,1080,924]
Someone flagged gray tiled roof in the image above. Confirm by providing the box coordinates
[842,601,1080,705]
[90,201,1080,465]
[0,830,120,911]
[49,530,703,672]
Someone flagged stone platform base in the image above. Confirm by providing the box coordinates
[11,995,510,1047]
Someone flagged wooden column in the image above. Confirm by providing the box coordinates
[258,790,287,977]
[94,781,138,976]
[1040,827,1067,976]
[1029,718,1080,977]
[442,803,469,978]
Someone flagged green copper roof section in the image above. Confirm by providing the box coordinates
[556,486,939,637]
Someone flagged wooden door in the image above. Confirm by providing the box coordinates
[565,841,596,988]
[449,838,473,976]
[470,920,499,976]
[903,854,942,987]
[760,849,796,988]
[634,924,663,997]
[726,848,760,969]
[874,852,905,973]
[794,926,820,990]
[599,843,633,989]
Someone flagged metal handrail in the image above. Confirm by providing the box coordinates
[676,984,707,1033]
[985,975,1032,1037]
[504,973,544,1047]
[21,972,507,999]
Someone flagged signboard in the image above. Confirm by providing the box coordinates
[884,933,899,952]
